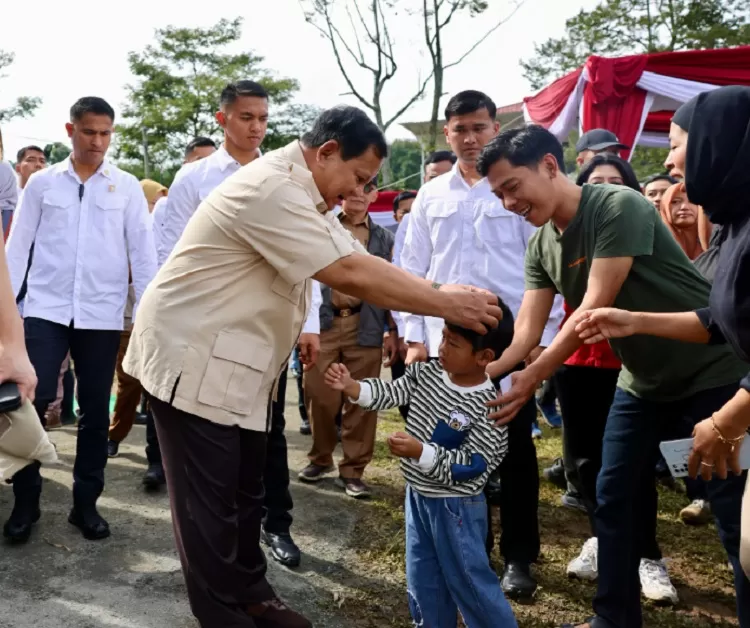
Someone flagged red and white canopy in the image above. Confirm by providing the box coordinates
[522,46,750,158]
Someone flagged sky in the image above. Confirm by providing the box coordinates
[0,0,599,161]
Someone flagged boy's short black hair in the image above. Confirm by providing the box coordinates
[477,125,566,178]
[446,296,514,360]
[392,190,417,213]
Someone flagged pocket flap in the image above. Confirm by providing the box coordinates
[212,331,273,371]
[480,202,513,218]
[42,190,73,208]
[97,193,128,210]
[426,201,458,218]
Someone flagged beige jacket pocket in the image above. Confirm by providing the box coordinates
[197,331,273,414]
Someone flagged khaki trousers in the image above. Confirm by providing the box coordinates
[109,330,143,443]
[305,313,381,479]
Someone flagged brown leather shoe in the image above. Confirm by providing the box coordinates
[44,407,62,431]
[246,598,312,628]
[297,463,334,483]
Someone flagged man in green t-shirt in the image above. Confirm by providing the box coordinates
[474,125,749,628]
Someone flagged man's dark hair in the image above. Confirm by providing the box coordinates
[643,173,678,188]
[445,90,496,121]
[16,145,44,162]
[392,190,417,213]
[446,296,514,360]
[576,153,641,193]
[70,97,115,122]
[425,150,457,167]
[220,80,269,108]
[302,106,388,160]
[477,125,565,178]
[184,136,217,159]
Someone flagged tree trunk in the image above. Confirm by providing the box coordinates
[428,66,443,152]
[374,107,393,185]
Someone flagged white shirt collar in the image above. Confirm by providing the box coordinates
[447,161,489,193]
[215,144,263,172]
[62,156,115,182]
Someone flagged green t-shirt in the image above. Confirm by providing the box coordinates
[525,183,747,401]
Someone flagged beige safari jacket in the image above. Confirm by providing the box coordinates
[123,141,363,431]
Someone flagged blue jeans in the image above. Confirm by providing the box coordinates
[405,486,517,628]
[594,384,750,628]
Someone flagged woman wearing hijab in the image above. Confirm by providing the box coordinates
[659,183,710,261]
[140,179,168,212]
[576,85,750,612]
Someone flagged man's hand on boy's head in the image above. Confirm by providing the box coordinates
[388,431,424,459]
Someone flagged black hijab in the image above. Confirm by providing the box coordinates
[683,86,750,226]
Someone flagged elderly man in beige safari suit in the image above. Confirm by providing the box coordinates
[123,106,502,628]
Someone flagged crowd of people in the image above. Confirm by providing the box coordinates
[0,78,747,628]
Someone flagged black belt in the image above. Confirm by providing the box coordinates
[333,304,362,318]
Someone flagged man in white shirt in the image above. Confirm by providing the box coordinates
[15,145,47,192]
[157,81,267,266]
[0,160,17,235]
[401,90,563,599]
[152,136,217,263]
[4,97,157,543]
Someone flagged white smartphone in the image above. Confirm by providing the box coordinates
[659,437,750,479]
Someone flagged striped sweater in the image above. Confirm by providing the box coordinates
[356,361,508,497]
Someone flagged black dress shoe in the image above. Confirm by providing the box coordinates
[142,464,166,491]
[543,457,567,491]
[3,505,41,544]
[262,529,301,568]
[69,507,110,540]
[299,419,311,436]
[501,561,537,599]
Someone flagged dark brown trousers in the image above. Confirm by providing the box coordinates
[149,395,275,628]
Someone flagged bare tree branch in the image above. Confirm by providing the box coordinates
[383,71,434,129]
[444,1,526,70]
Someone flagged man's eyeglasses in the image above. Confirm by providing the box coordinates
[364,181,378,194]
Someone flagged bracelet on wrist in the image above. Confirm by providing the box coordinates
[710,414,745,451]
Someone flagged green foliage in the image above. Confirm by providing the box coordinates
[0,50,41,123]
[388,140,423,190]
[43,142,71,165]
[115,17,316,181]
[521,0,750,90]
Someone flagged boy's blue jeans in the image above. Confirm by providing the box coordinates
[405,486,517,628]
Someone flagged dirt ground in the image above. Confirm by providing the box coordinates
[0,374,742,628]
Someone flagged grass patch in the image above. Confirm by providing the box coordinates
[341,417,739,628]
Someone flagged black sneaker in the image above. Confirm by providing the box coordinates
[69,507,110,541]
[542,457,567,491]
[107,440,120,458]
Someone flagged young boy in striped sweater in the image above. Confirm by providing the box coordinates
[325,297,517,628]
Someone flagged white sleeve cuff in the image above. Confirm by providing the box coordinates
[302,316,320,335]
[351,381,373,406]
[414,442,436,470]
[404,317,426,344]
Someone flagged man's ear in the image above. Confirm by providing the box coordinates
[216,110,226,129]
[317,140,340,162]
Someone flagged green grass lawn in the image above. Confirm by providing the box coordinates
[337,409,739,628]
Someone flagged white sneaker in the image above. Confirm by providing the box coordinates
[639,558,679,604]
[567,537,598,581]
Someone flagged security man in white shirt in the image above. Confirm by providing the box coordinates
[401,90,564,599]
[5,96,157,543]
[152,136,217,267]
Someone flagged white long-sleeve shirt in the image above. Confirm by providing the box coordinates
[152,195,168,266]
[159,145,261,264]
[302,279,322,334]
[391,212,411,337]
[401,165,563,357]
[6,158,157,330]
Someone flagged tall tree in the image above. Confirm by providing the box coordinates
[44,142,71,165]
[521,0,750,90]
[0,51,42,126]
[302,0,433,182]
[116,18,315,183]
[421,0,523,150]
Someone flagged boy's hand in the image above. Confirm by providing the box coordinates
[388,431,424,459]
[324,363,353,391]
